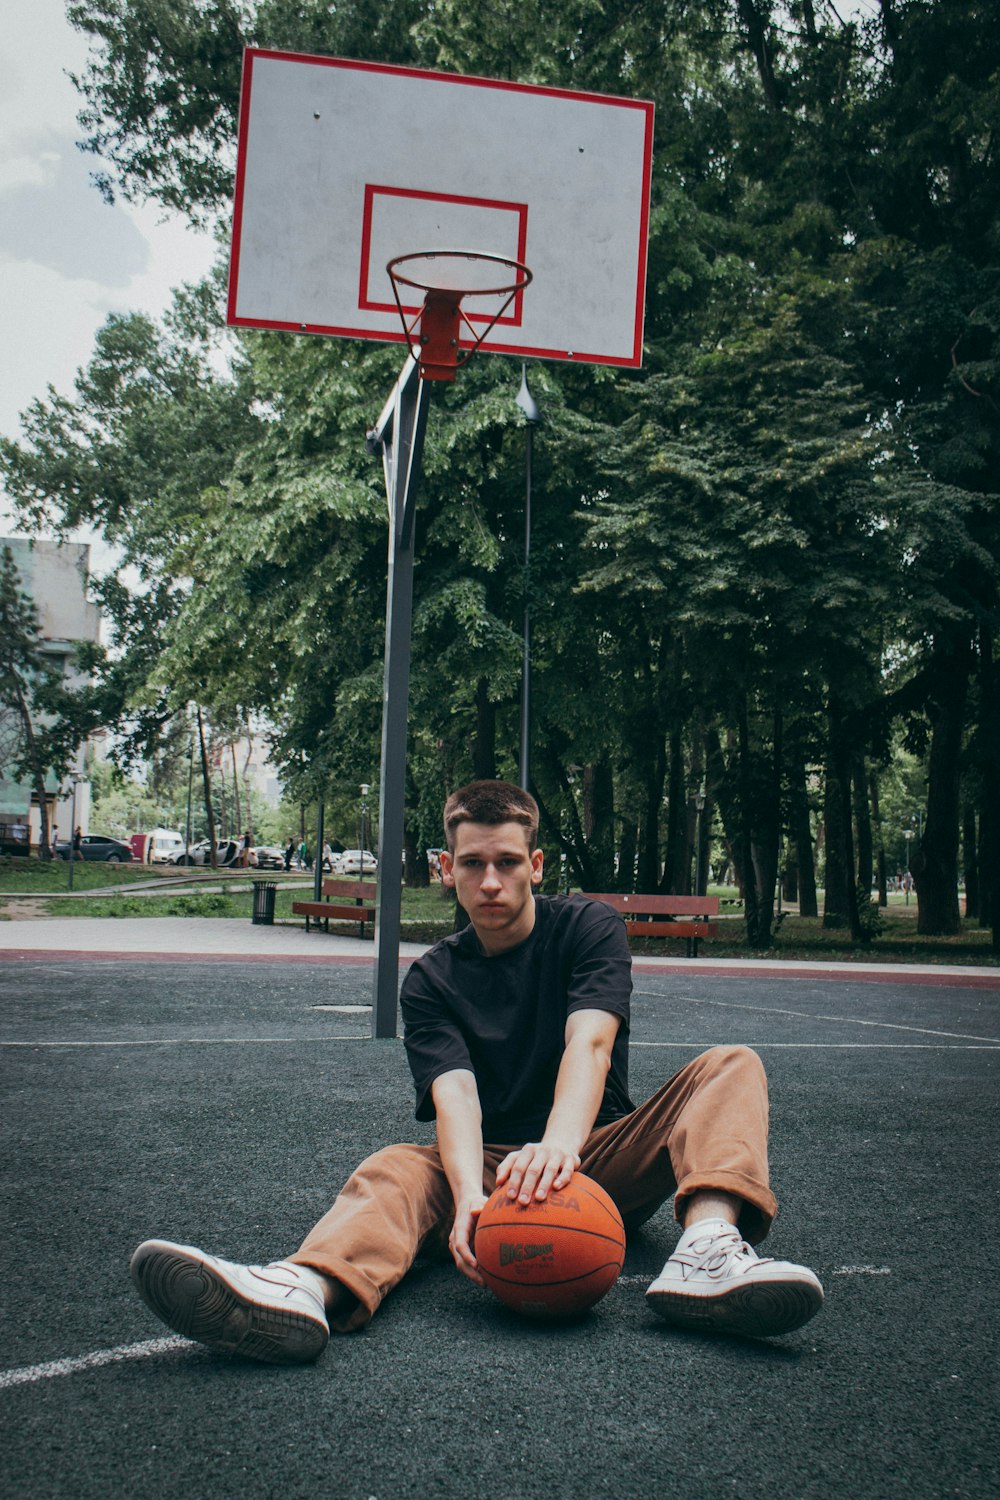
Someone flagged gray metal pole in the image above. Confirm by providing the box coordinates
[515,365,540,793]
[519,421,533,792]
[371,358,431,1038]
[313,800,324,901]
[185,736,194,858]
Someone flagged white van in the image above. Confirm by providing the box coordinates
[147,829,187,864]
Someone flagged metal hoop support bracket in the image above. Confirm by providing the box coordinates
[387,251,532,382]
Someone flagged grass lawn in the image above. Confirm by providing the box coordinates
[0,857,188,894]
[2,860,996,964]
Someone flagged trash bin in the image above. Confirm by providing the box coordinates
[251,879,277,926]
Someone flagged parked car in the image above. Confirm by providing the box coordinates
[170,840,211,866]
[55,833,133,864]
[170,839,252,868]
[252,845,285,870]
[147,829,187,864]
[339,848,378,876]
[214,839,243,867]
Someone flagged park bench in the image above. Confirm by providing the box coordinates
[292,878,377,936]
[581,892,720,958]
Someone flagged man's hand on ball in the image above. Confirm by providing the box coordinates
[449,1194,488,1285]
[496,1141,581,1204]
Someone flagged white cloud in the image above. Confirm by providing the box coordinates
[0,0,217,449]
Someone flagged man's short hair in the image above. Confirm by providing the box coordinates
[443,780,540,852]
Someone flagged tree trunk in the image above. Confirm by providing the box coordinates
[637,741,665,892]
[913,636,967,935]
[782,849,798,904]
[747,706,782,947]
[979,803,993,932]
[660,726,686,894]
[822,714,861,939]
[11,671,51,858]
[789,756,818,917]
[196,706,218,867]
[736,0,783,110]
[584,758,615,890]
[535,756,593,890]
[962,807,978,920]
[694,793,712,897]
[707,726,744,902]
[871,770,888,907]
[853,755,873,900]
[241,732,253,835]
[231,741,242,833]
[979,621,1000,950]
[617,820,638,893]
[403,824,429,886]
[738,698,781,949]
[472,678,496,780]
[402,765,428,887]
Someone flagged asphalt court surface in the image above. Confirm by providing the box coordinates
[1,955,997,1500]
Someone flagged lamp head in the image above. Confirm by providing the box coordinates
[515,364,541,424]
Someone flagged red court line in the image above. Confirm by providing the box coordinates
[1,949,998,987]
[636,961,1000,990]
[0,948,386,968]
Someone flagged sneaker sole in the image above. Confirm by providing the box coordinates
[130,1241,329,1365]
[646,1275,823,1338]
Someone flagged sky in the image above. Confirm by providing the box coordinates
[0,0,217,548]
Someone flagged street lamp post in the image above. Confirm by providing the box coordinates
[360,783,371,875]
[313,796,325,901]
[515,364,541,793]
[67,772,87,891]
[903,828,914,904]
[694,786,706,898]
[184,736,195,862]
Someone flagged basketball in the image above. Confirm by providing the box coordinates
[474,1171,626,1318]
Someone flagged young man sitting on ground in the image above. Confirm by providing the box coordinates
[131,779,823,1363]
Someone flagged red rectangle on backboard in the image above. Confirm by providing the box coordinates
[359,186,529,325]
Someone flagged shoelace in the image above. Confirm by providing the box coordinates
[678,1228,774,1280]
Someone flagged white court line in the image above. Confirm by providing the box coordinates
[633,990,1000,1045]
[0,1035,370,1048]
[631,1041,999,1049]
[0,1336,192,1391]
[312,1005,371,1013]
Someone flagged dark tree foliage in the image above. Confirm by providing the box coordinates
[2,0,997,947]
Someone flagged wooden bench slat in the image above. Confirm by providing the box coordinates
[321,878,376,899]
[623,920,717,938]
[582,892,720,916]
[293,901,376,921]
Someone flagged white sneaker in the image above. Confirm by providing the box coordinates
[130,1240,330,1364]
[646,1219,823,1338]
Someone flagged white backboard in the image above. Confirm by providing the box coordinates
[227,50,654,368]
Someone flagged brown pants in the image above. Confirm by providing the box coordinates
[290,1044,776,1332]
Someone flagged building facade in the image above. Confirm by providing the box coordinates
[0,538,102,852]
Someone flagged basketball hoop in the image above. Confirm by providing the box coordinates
[387,251,532,382]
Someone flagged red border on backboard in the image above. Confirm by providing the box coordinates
[358,186,529,325]
[227,49,654,367]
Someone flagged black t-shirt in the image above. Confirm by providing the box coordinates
[401,894,634,1145]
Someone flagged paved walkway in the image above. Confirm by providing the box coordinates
[1,915,998,985]
[0,916,424,963]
